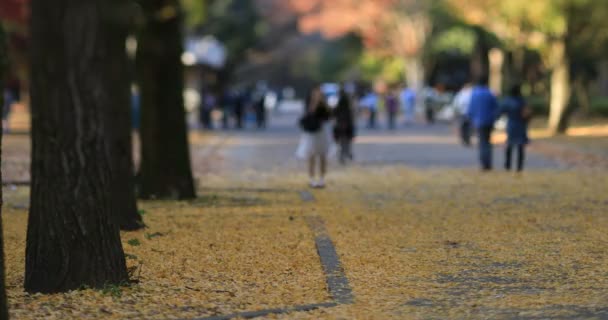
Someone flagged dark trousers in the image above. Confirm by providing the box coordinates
[425,107,435,124]
[221,107,230,129]
[477,126,493,170]
[200,109,213,130]
[256,108,266,129]
[388,111,396,130]
[505,144,526,171]
[234,108,243,129]
[460,117,472,146]
[368,110,377,129]
[337,138,353,164]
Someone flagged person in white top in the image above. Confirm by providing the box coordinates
[453,83,473,146]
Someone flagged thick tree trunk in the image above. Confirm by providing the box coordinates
[136,0,196,200]
[0,23,9,320]
[405,55,425,109]
[106,12,144,231]
[26,0,129,293]
[548,40,572,135]
[0,182,7,319]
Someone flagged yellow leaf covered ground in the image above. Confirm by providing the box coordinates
[4,167,608,319]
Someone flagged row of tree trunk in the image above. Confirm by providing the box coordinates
[20,0,196,294]
[1,22,11,320]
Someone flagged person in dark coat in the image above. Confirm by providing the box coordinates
[255,93,267,129]
[333,89,356,164]
[234,90,246,129]
[385,89,399,130]
[499,84,530,172]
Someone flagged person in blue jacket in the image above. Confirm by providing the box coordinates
[467,76,498,171]
[499,84,530,172]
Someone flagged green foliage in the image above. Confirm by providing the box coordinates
[527,95,549,115]
[318,34,363,82]
[358,53,405,83]
[145,232,165,240]
[430,27,476,55]
[181,0,207,28]
[127,239,141,247]
[590,97,608,117]
[525,95,608,118]
[202,0,260,65]
[101,284,124,299]
[125,253,139,260]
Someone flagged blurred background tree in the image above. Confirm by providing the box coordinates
[289,0,436,103]
[448,0,608,133]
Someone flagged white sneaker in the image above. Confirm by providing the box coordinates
[309,179,317,188]
[316,178,325,189]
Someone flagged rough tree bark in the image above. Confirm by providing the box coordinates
[25,0,129,293]
[0,156,8,319]
[106,2,144,230]
[136,0,196,200]
[548,39,572,135]
[0,23,10,320]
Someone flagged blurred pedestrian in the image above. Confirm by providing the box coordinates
[423,88,436,124]
[400,85,416,125]
[255,93,267,129]
[131,84,140,130]
[360,90,378,129]
[385,89,399,130]
[2,77,19,133]
[234,90,246,129]
[297,86,332,188]
[467,76,498,171]
[499,84,531,172]
[453,82,473,146]
[220,90,234,130]
[333,88,355,164]
[200,92,216,130]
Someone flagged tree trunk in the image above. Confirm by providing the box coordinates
[26,0,129,293]
[405,55,425,109]
[136,0,196,200]
[548,40,572,135]
[106,7,144,231]
[489,48,504,95]
[0,179,7,320]
[470,26,490,82]
[0,23,10,320]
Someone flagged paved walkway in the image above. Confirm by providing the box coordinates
[207,112,559,175]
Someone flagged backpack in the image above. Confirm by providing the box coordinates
[299,113,322,133]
